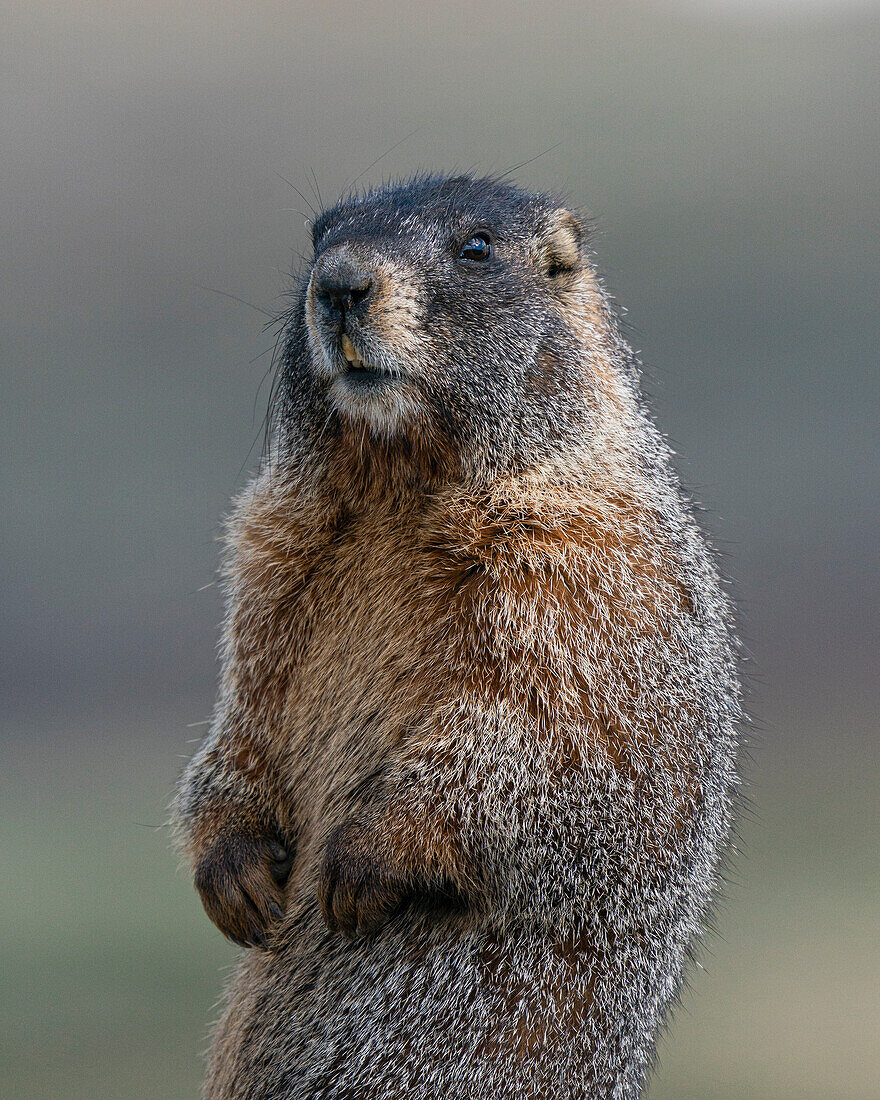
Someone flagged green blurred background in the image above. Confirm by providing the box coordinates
[3,1,878,1096]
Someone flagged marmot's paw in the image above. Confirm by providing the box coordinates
[318,821,408,938]
[193,833,292,949]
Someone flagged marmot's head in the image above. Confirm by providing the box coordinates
[275,175,638,488]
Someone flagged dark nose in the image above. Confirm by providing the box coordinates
[313,258,374,324]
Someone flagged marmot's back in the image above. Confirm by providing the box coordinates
[175,174,741,1099]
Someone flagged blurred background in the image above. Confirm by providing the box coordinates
[2,1,878,1096]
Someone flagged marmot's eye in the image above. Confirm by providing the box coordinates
[458,234,493,262]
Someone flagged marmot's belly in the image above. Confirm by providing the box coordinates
[277,594,457,846]
[205,912,612,1100]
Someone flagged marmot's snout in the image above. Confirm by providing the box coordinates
[305,240,426,435]
[307,243,401,377]
[305,241,424,434]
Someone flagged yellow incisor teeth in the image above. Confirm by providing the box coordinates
[341,335,362,366]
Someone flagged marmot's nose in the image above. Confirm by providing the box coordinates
[313,257,375,324]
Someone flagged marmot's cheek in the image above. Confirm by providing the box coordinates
[366,266,425,363]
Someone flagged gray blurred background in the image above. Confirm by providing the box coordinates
[3,1,878,1096]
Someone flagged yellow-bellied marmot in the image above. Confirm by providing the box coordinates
[175,173,741,1099]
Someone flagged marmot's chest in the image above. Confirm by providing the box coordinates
[272,514,456,802]
[250,490,692,833]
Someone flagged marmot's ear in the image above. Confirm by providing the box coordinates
[535,209,584,281]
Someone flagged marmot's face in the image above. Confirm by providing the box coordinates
[298,176,604,468]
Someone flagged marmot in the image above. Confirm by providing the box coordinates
[175,174,741,1099]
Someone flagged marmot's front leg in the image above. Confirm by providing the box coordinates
[317,752,478,937]
[176,725,293,949]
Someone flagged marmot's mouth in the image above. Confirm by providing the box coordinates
[344,366,380,383]
[338,333,392,383]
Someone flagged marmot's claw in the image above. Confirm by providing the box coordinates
[318,821,406,938]
[193,833,292,949]
[270,854,293,885]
